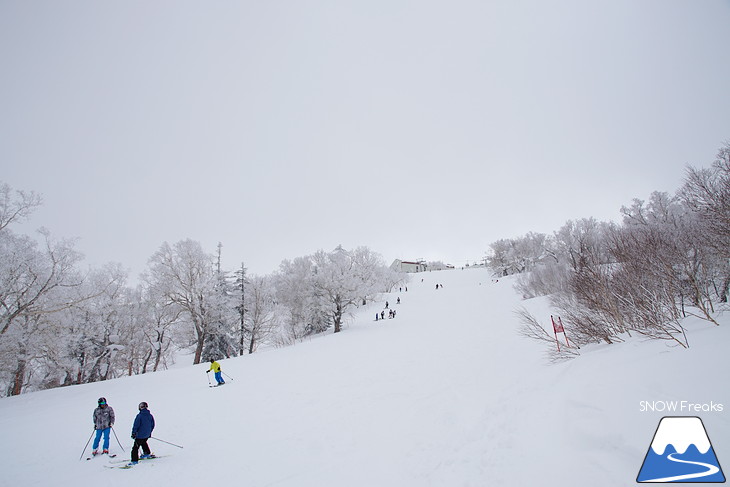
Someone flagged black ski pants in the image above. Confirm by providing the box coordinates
[131,437,151,462]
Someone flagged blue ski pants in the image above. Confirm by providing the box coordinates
[215,371,224,384]
[93,427,110,450]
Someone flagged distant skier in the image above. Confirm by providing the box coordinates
[375,313,379,321]
[381,310,385,320]
[385,301,389,309]
[129,402,155,466]
[207,359,225,386]
[92,397,115,456]
[397,297,400,304]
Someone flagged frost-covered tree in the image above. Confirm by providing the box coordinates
[233,262,249,355]
[312,245,383,333]
[0,182,42,232]
[243,275,277,353]
[0,228,89,395]
[202,243,237,362]
[120,284,180,376]
[486,232,553,277]
[515,142,730,356]
[274,256,330,342]
[618,192,719,325]
[146,239,219,365]
[273,246,390,339]
[553,218,612,271]
[681,143,730,302]
[69,265,130,383]
[379,265,408,293]
[682,143,730,245]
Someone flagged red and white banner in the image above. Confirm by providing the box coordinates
[552,316,564,333]
[551,315,570,351]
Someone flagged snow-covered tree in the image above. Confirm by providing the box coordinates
[553,218,612,271]
[72,264,130,383]
[618,192,719,325]
[681,143,730,302]
[122,284,180,376]
[273,246,390,339]
[0,228,88,395]
[0,182,42,232]
[202,243,237,362]
[312,245,383,333]
[233,262,249,355]
[145,239,219,365]
[243,275,277,353]
[516,142,730,355]
[486,232,553,277]
[274,256,329,342]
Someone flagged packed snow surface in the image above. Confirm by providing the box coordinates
[1,268,727,486]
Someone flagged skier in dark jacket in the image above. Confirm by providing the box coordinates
[92,397,115,455]
[129,402,155,465]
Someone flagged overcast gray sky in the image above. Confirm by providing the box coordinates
[2,0,730,278]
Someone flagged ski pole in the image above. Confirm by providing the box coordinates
[206,372,212,386]
[79,429,95,460]
[111,426,125,451]
[150,436,184,449]
[222,371,234,381]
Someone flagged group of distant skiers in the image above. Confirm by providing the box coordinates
[376,309,398,320]
[376,297,401,321]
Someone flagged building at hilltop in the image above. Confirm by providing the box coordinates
[390,259,427,273]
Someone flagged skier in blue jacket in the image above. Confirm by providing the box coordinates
[129,401,155,466]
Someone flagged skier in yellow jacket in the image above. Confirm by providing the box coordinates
[207,360,225,386]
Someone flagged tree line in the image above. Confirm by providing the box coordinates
[0,190,405,396]
[486,142,729,357]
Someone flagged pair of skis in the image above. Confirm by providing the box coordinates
[104,454,166,469]
[86,452,117,460]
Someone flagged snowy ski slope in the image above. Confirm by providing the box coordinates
[0,267,727,486]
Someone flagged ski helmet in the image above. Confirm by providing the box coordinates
[98,397,107,405]
[138,401,148,410]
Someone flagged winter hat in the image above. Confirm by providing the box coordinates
[98,397,107,405]
[138,401,148,410]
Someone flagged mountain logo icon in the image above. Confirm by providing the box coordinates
[637,416,725,483]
